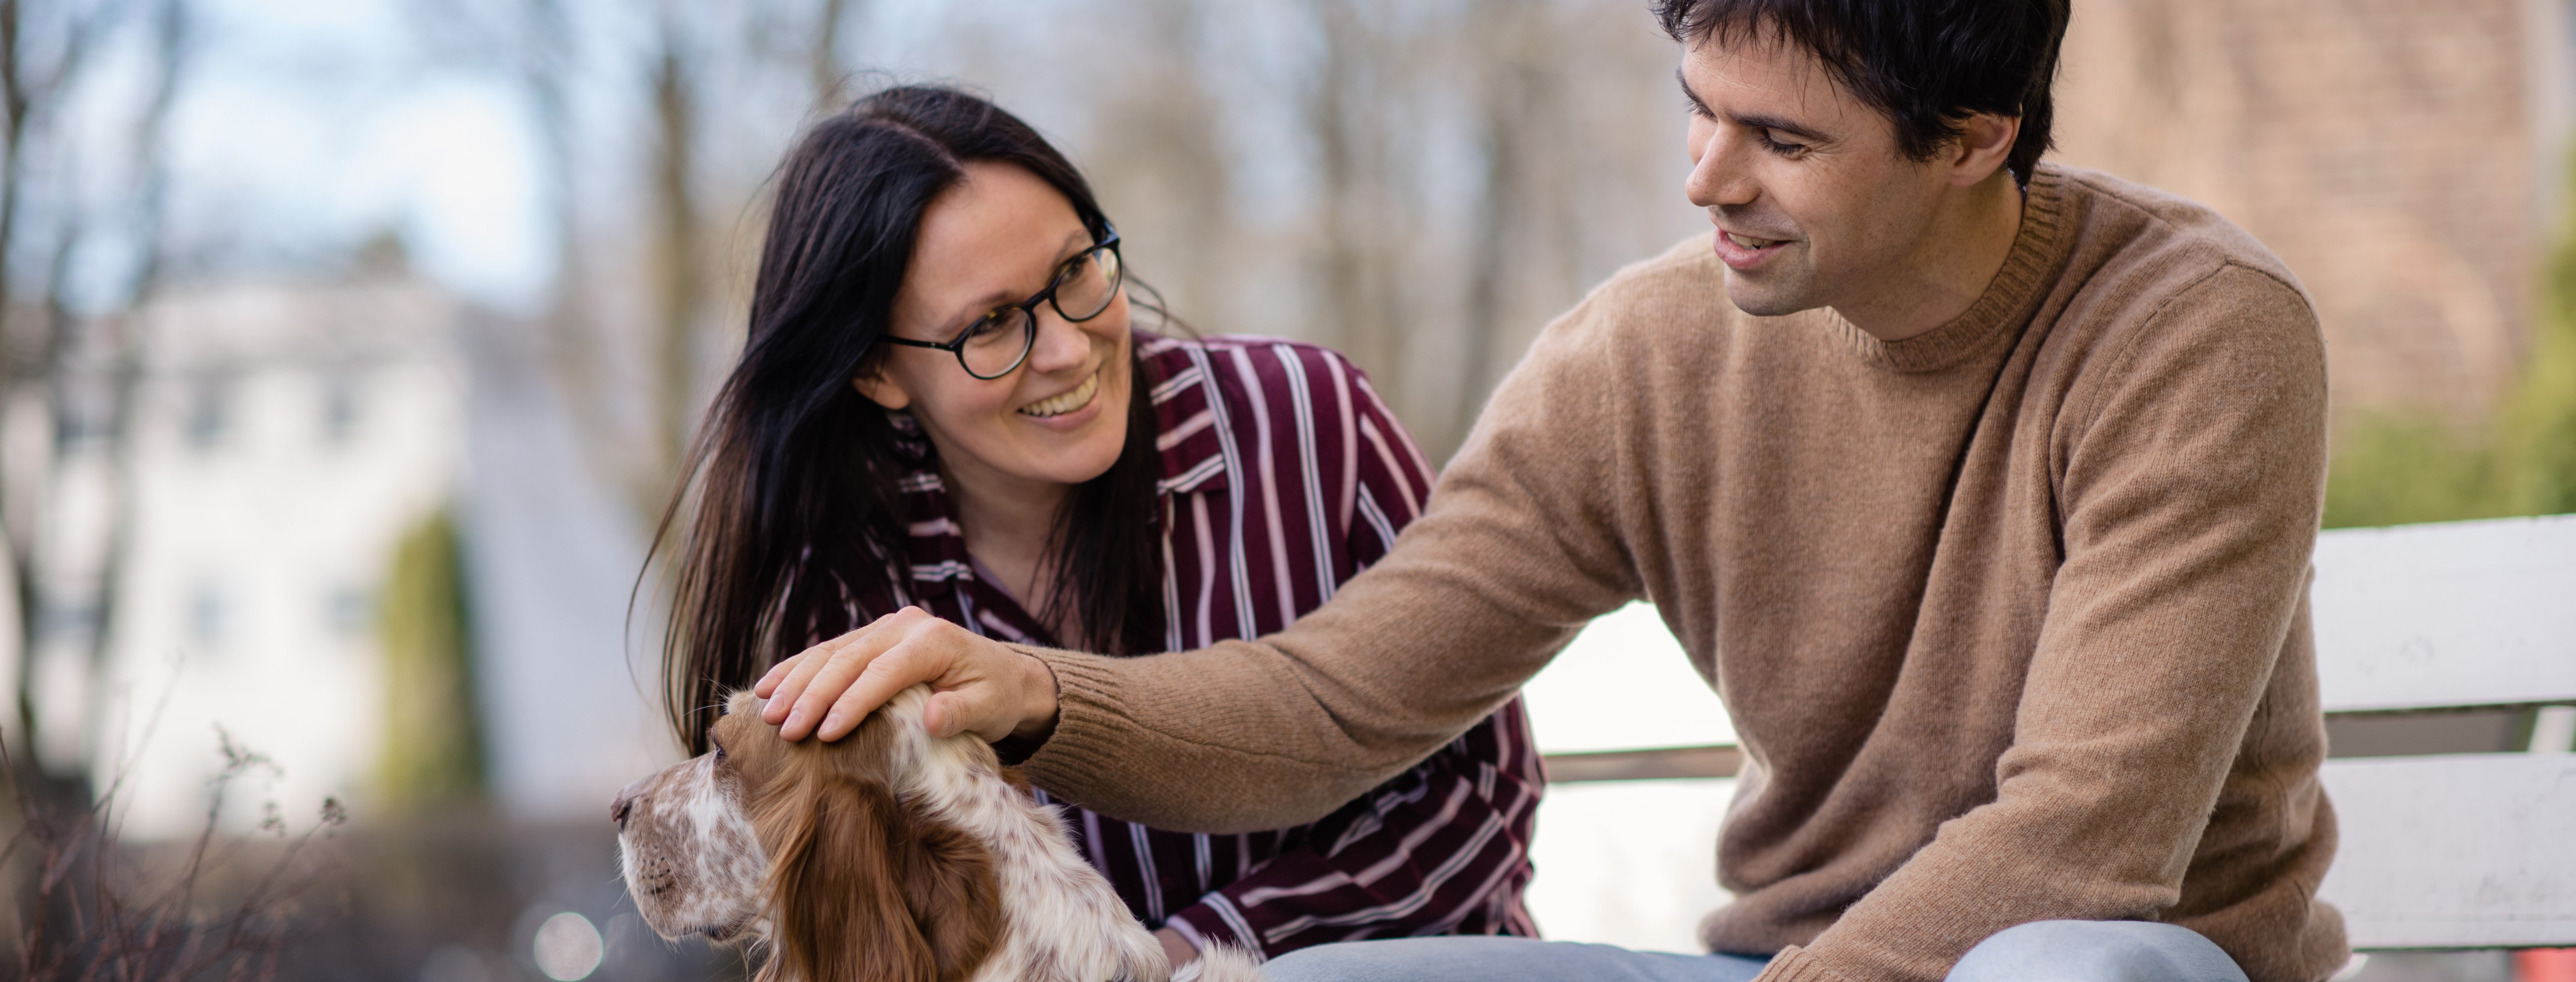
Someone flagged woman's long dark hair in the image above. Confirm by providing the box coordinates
[653,86,1165,753]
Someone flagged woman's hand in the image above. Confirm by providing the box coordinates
[755,606,1060,744]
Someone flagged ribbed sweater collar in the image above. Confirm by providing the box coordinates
[1831,163,2072,373]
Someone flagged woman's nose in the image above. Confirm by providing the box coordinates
[1024,308,1092,374]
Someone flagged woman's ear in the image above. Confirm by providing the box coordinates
[852,368,912,410]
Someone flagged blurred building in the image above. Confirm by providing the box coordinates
[96,270,465,838]
[2054,0,2573,427]
[86,263,675,839]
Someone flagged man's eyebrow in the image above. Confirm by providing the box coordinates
[1675,68,1833,145]
[1730,112,1830,144]
[1676,69,1713,116]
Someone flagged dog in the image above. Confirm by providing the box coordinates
[612,687,1266,982]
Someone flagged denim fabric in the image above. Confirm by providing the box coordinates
[1264,937,1771,982]
[1260,920,2249,982]
[1948,921,2251,982]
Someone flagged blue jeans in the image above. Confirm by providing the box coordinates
[1264,921,2251,982]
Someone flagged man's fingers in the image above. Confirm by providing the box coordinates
[765,642,841,727]
[782,643,879,740]
[919,689,981,741]
[818,624,950,741]
[753,653,801,701]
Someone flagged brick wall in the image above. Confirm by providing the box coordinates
[2051,0,2547,427]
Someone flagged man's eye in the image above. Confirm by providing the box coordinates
[1758,131,1809,155]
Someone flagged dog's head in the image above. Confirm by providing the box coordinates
[614,689,1002,982]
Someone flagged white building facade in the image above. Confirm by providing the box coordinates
[96,273,464,838]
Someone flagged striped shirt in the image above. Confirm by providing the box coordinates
[779,333,1543,960]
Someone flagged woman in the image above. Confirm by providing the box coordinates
[656,85,1542,965]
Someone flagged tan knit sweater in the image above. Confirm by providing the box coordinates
[1020,164,2347,982]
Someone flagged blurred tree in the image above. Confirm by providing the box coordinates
[0,0,188,791]
[647,8,706,500]
[376,510,486,809]
[0,0,191,964]
[2323,154,2576,527]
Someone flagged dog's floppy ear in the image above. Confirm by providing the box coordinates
[894,809,1003,980]
[761,770,1000,982]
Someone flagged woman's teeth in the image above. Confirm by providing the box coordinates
[1018,372,1100,418]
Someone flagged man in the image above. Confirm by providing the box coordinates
[752,1,2347,980]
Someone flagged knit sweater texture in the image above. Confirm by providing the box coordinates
[1017,163,2348,982]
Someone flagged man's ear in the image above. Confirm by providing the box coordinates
[1946,112,2021,187]
[853,368,912,410]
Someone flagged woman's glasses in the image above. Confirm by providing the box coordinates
[880,228,1124,380]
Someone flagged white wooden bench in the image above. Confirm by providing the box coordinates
[1522,513,2576,952]
[2308,513,2576,950]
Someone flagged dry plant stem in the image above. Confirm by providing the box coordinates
[3,726,345,982]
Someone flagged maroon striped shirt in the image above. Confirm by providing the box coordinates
[781,333,1542,960]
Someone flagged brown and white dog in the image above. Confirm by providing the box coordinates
[612,687,1265,982]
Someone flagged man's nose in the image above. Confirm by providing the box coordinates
[611,777,650,828]
[1687,131,1757,209]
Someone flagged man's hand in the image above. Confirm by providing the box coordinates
[755,606,1060,744]
[1153,927,1197,970]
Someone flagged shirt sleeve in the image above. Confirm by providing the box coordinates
[1342,369,1436,568]
[1156,357,1540,959]
[1020,295,1640,834]
[1759,265,2332,982]
[1161,700,1543,960]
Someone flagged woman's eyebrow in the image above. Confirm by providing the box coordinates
[930,228,1100,331]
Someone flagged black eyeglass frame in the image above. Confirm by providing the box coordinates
[878,227,1124,380]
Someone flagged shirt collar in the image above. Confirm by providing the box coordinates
[1139,332,1228,495]
[891,331,1226,594]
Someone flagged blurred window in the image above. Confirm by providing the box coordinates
[327,585,373,638]
[189,583,227,653]
[321,373,362,448]
[184,373,233,451]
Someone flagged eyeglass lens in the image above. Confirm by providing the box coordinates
[957,245,1123,379]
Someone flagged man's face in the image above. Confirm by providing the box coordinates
[1682,35,1952,318]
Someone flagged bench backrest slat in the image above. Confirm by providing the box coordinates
[2317,753,2576,949]
[2312,513,2576,713]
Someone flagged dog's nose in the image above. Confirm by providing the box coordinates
[611,777,649,828]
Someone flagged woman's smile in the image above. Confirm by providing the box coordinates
[1018,369,1101,419]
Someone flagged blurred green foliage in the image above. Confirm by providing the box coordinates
[376,509,485,808]
[2323,189,2576,528]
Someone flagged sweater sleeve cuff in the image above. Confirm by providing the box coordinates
[1752,946,1849,982]
[1011,645,1137,797]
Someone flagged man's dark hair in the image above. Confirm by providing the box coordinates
[1655,0,2069,185]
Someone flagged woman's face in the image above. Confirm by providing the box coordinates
[859,162,1133,494]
